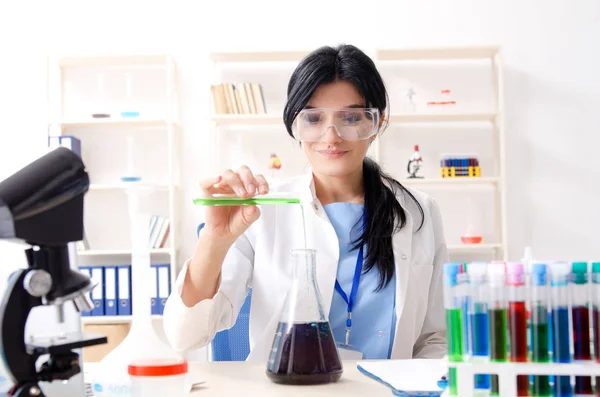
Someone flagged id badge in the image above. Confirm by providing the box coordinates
[336,342,364,360]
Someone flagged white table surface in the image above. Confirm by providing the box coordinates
[188,360,392,396]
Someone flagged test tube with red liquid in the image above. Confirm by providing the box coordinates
[570,262,593,395]
[507,262,529,396]
[592,262,600,395]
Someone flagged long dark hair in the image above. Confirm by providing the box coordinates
[283,44,425,291]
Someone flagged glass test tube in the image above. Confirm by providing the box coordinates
[531,263,552,397]
[507,262,529,396]
[550,261,573,397]
[487,263,508,396]
[444,262,465,397]
[570,262,593,395]
[468,262,491,392]
[591,263,600,394]
[460,263,471,359]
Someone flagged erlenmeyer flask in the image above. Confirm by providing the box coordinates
[266,248,343,385]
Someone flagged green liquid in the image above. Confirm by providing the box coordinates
[488,308,508,396]
[446,308,464,396]
[193,196,301,206]
[531,322,551,397]
[193,195,308,249]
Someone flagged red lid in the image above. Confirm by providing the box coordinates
[128,359,188,377]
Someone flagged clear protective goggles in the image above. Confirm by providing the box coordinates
[291,107,380,142]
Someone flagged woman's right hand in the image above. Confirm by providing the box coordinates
[199,165,269,244]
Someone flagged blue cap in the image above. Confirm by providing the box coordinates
[531,263,547,286]
[443,262,461,287]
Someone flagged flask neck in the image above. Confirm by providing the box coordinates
[284,249,325,324]
[292,249,317,287]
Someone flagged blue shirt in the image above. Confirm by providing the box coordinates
[324,202,397,359]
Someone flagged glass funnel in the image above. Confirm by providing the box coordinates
[266,248,343,385]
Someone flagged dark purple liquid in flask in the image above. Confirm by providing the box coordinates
[266,248,343,385]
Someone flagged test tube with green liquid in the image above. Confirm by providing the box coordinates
[487,262,508,397]
[444,262,465,396]
[531,263,552,397]
[192,194,302,206]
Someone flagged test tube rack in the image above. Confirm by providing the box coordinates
[439,154,481,178]
[445,360,600,397]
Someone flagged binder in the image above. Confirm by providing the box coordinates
[117,265,132,315]
[103,265,118,316]
[48,135,81,157]
[89,266,105,316]
[150,264,159,315]
[157,264,171,315]
[79,266,92,316]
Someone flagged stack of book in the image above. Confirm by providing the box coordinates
[211,82,267,114]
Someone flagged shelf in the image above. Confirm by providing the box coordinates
[57,54,172,68]
[54,118,176,129]
[376,46,500,61]
[211,114,281,125]
[77,248,172,257]
[89,183,172,191]
[401,177,500,186]
[447,243,504,252]
[82,315,163,325]
[388,113,497,123]
[210,51,309,63]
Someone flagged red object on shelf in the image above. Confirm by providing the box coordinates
[461,236,483,244]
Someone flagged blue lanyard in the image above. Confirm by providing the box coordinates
[334,244,364,345]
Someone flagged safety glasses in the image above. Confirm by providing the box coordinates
[291,108,380,142]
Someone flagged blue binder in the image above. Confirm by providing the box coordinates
[117,264,132,315]
[89,266,105,316]
[48,135,81,157]
[150,264,159,315]
[103,265,118,316]
[79,266,92,317]
[157,264,171,315]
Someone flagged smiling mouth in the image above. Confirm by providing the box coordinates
[318,150,348,158]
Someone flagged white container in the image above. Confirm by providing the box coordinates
[128,359,188,397]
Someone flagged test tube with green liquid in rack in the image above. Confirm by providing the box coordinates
[443,262,464,396]
[531,263,552,397]
[487,262,508,397]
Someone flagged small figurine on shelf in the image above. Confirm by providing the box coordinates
[268,153,282,179]
[403,87,417,113]
[406,145,424,179]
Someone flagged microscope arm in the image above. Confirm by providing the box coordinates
[0,268,44,396]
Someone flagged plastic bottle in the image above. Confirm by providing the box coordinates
[90,186,183,397]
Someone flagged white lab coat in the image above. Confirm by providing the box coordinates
[163,172,449,361]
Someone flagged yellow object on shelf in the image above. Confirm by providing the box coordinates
[440,166,481,178]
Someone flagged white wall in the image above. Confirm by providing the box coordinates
[1,0,599,266]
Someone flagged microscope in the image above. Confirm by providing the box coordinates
[0,147,107,397]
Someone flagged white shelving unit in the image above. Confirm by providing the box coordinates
[46,54,182,325]
[207,46,507,260]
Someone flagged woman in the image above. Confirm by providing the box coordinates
[163,44,449,362]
